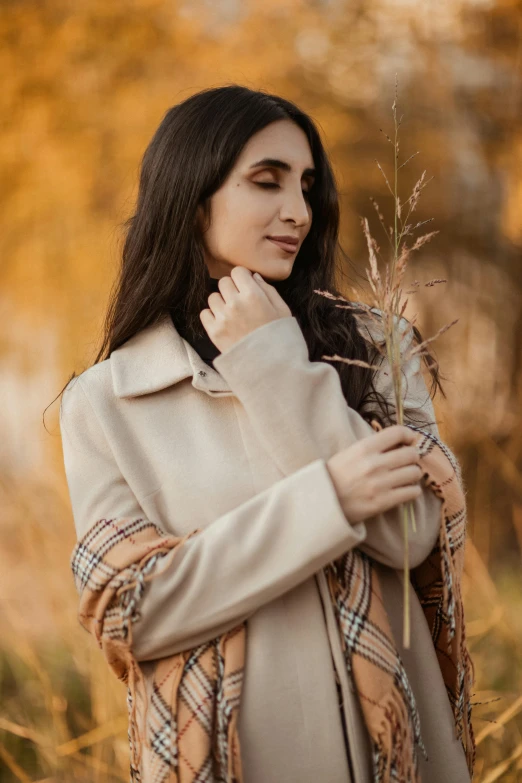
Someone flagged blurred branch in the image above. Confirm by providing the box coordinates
[55,715,128,756]
[479,739,522,783]
[0,741,32,783]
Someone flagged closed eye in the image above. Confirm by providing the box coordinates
[255,182,311,199]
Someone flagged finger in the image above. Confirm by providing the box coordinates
[214,275,238,303]
[380,445,420,471]
[206,290,221,312]
[229,265,257,292]
[252,271,283,309]
[386,464,424,489]
[371,424,418,454]
[199,308,215,329]
[229,265,274,307]
[389,484,423,506]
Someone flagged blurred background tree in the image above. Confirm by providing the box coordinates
[0,0,520,779]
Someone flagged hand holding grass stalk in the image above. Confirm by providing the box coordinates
[316,74,459,648]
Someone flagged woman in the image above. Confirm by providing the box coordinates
[58,86,474,782]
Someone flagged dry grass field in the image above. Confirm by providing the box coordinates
[1,0,521,779]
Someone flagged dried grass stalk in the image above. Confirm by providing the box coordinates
[316,74,459,648]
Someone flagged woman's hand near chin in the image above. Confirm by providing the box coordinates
[199,266,292,353]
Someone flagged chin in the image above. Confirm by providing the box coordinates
[259,266,293,283]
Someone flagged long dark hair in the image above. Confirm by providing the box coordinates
[46,84,444,429]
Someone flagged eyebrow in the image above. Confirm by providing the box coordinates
[249,158,316,180]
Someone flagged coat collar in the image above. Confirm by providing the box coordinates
[110,313,234,398]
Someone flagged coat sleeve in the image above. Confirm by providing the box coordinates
[60,376,367,661]
[212,313,446,571]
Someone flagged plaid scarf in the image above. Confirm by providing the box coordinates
[70,422,475,783]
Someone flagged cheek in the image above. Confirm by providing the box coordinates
[210,187,271,248]
[231,184,272,224]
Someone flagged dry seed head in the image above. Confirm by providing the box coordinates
[412,218,434,232]
[320,355,384,371]
[394,261,407,293]
[393,246,411,293]
[334,304,371,312]
[370,196,386,226]
[411,230,439,251]
[375,160,393,196]
[313,288,349,303]
[408,170,427,214]
[365,266,380,299]
[361,217,382,290]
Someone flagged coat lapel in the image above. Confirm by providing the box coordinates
[110,313,233,398]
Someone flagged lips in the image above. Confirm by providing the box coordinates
[266,237,299,253]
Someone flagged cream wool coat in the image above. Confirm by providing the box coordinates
[60,311,472,783]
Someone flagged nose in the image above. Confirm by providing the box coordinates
[279,187,311,227]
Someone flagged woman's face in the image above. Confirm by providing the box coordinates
[197,119,315,282]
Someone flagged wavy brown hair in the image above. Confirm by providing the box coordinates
[45,84,444,430]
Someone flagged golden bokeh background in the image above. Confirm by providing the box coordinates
[1,0,521,780]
